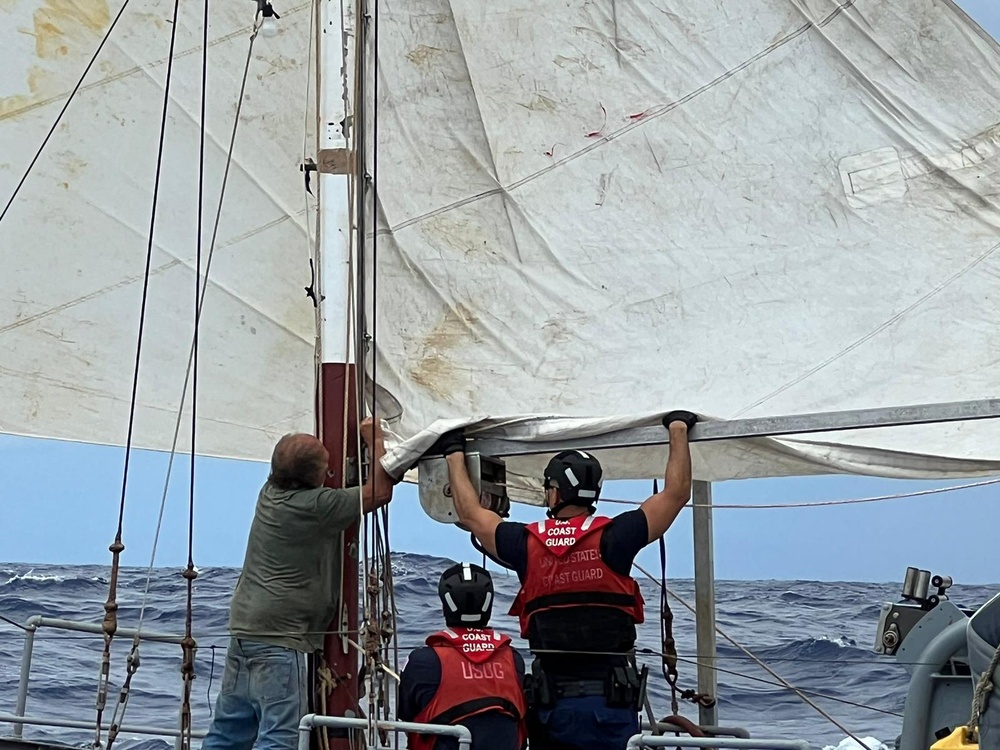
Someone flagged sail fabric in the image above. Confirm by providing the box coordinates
[364,0,1000,498]
[5,0,1000,494]
[0,0,318,460]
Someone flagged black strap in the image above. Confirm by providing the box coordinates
[430,696,523,726]
[657,478,680,715]
[523,591,636,617]
[551,678,606,699]
[470,532,515,570]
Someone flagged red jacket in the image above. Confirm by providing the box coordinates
[408,628,527,750]
[509,515,644,637]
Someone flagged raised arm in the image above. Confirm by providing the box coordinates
[434,432,503,558]
[640,411,696,543]
[360,417,397,513]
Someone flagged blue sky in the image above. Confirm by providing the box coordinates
[3,434,999,583]
[3,0,999,584]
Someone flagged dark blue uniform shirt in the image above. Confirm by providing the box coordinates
[398,641,527,750]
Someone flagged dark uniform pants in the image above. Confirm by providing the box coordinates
[527,695,639,749]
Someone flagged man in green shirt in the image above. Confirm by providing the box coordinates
[201,417,396,750]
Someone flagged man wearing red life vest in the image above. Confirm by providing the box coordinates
[428,411,696,749]
[399,563,527,750]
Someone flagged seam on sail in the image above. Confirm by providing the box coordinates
[0,359,306,432]
[118,45,313,240]
[1,208,313,346]
[0,3,311,125]
[0,259,180,336]
[377,0,859,236]
[733,238,1000,418]
[439,0,525,264]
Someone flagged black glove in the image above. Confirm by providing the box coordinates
[425,428,466,457]
[662,410,698,430]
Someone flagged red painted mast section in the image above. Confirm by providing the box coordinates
[319,363,359,747]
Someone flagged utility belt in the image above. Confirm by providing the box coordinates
[524,660,647,711]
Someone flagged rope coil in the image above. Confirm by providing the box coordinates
[969,641,1000,741]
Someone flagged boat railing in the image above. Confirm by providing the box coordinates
[298,714,474,749]
[3,614,205,746]
[627,736,812,750]
[5,614,805,749]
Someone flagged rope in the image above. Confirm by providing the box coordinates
[206,645,217,717]
[0,0,137,226]
[654,479,683,716]
[108,20,257,739]
[969,641,1000,740]
[633,562,868,746]
[317,659,336,750]
[0,616,29,632]
[369,0,383,729]
[600,477,1000,510]
[101,6,260,750]
[94,0,183,741]
[127,12,258,681]
[671,654,903,719]
[176,0,212,743]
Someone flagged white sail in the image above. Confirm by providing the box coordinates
[363,0,1000,497]
[5,0,1000,501]
[0,0,318,460]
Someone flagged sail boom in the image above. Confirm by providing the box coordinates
[467,398,1000,458]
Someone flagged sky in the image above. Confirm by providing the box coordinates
[3,0,1000,584]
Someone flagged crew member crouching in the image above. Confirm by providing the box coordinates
[399,563,527,750]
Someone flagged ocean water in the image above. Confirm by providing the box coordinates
[0,557,995,750]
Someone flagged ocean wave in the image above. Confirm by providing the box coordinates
[0,555,962,748]
[753,634,870,662]
[823,737,889,750]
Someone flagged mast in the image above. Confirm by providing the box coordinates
[315,0,361,741]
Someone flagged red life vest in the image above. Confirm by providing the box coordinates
[508,515,645,637]
[408,628,527,750]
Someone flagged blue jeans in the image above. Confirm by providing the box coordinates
[531,696,639,749]
[200,637,307,750]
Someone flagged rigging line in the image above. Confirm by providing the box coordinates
[370,0,379,440]
[512,647,902,719]
[0,0,135,226]
[301,0,317,264]
[667,655,904,719]
[0,615,28,632]
[177,0,212,744]
[301,0,320,374]
[352,0,369,431]
[0,627,965,672]
[95,0,184,742]
[133,24,259,640]
[352,0,373,675]
[634,563,867,746]
[599,476,1000,510]
[382,505,400,689]
[367,0,384,678]
[111,22,260,740]
[381,505,400,744]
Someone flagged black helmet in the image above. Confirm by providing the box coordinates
[438,563,494,628]
[543,450,604,510]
